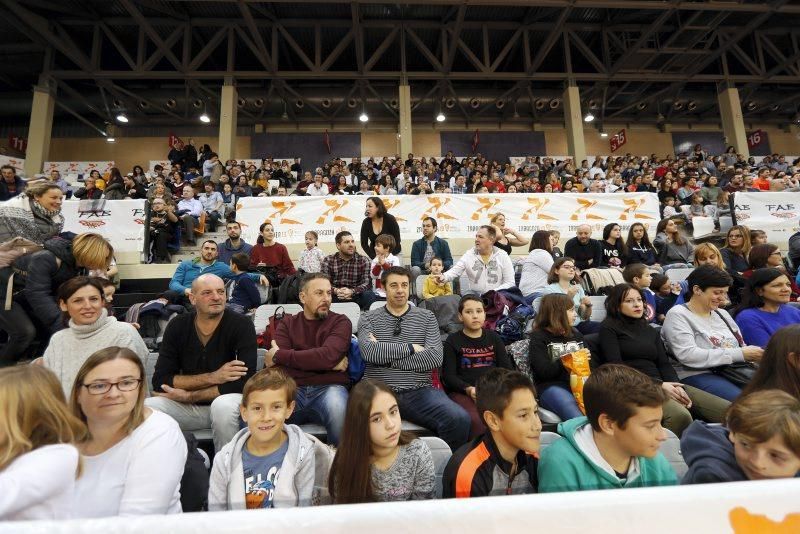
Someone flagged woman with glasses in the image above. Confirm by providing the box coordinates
[599,283,729,437]
[70,347,187,518]
[734,268,800,348]
[533,257,598,334]
[40,277,148,395]
[720,225,752,273]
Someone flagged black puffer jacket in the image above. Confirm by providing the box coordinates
[9,236,84,334]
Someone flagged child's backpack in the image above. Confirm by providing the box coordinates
[276,273,302,304]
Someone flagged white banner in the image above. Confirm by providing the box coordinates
[61,199,146,255]
[0,155,25,171]
[236,193,660,246]
[733,191,800,243]
[45,161,115,177]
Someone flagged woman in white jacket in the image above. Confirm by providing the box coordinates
[519,230,555,300]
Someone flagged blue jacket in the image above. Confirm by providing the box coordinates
[410,236,453,271]
[169,258,260,293]
[216,238,253,266]
[681,422,747,484]
[228,272,262,310]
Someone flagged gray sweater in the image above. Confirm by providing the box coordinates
[370,438,435,502]
[660,304,744,379]
[653,232,695,265]
[42,309,149,395]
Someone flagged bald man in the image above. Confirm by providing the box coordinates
[147,274,257,451]
[563,224,603,271]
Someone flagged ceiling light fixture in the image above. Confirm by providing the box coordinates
[115,113,129,123]
[359,112,369,122]
[583,112,595,122]
[436,112,446,122]
[199,113,211,123]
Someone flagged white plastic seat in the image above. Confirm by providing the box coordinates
[420,436,452,498]
[666,268,694,283]
[330,302,361,333]
[588,295,607,322]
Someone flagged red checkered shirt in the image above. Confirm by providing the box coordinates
[321,252,371,295]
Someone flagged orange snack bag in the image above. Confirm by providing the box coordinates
[560,348,592,414]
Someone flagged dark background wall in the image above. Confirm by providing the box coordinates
[671,131,771,157]
[250,132,361,170]
[440,131,546,162]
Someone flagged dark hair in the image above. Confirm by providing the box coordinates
[429,256,444,266]
[479,225,497,240]
[529,230,553,253]
[735,268,790,313]
[226,221,241,230]
[476,368,537,420]
[335,231,352,245]
[229,252,250,272]
[423,217,437,229]
[584,364,666,431]
[622,263,649,284]
[742,325,800,399]
[684,265,733,301]
[625,222,654,252]
[547,257,576,284]
[305,230,319,241]
[604,283,646,322]
[94,277,116,289]
[380,266,410,286]
[458,294,483,314]
[534,293,575,338]
[748,243,779,270]
[375,233,396,253]
[656,218,685,246]
[242,368,296,406]
[300,272,331,292]
[328,379,414,504]
[57,277,105,322]
[201,239,218,249]
[366,197,387,218]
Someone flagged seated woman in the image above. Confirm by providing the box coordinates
[443,295,513,438]
[734,268,800,348]
[625,222,659,270]
[661,265,764,402]
[744,244,800,298]
[489,213,528,255]
[720,225,752,273]
[673,242,745,307]
[533,257,598,334]
[41,277,149,395]
[600,222,627,268]
[741,324,800,398]
[328,379,435,503]
[599,283,729,436]
[0,181,64,244]
[653,218,694,269]
[249,222,297,287]
[528,293,586,420]
[519,230,554,300]
[71,347,187,517]
[0,365,85,520]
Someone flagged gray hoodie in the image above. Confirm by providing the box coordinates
[208,424,334,511]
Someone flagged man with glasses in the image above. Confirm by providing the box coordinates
[147,274,257,452]
[357,266,470,450]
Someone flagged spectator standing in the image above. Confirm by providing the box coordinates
[298,231,326,274]
[360,196,402,260]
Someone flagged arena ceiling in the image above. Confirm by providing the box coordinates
[1,0,800,131]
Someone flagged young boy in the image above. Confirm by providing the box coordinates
[681,389,800,484]
[649,273,682,322]
[538,364,677,492]
[422,257,453,299]
[298,231,326,274]
[370,233,399,298]
[227,252,262,314]
[622,263,657,323]
[442,368,541,497]
[208,368,334,510]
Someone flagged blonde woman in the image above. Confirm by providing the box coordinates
[71,347,187,518]
[0,365,85,520]
[490,212,528,255]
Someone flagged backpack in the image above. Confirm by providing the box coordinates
[347,336,365,383]
[496,304,534,344]
[257,306,286,348]
[0,237,45,311]
[276,273,302,304]
[481,290,512,330]
[507,338,530,376]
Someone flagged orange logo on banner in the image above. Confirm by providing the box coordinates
[421,197,457,220]
[265,201,303,225]
[619,197,655,220]
[729,507,800,533]
[570,198,604,221]
[316,199,355,225]
[380,198,406,222]
[521,198,558,221]
[471,197,502,220]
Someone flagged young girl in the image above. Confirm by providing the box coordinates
[534,257,597,334]
[298,231,326,274]
[421,257,452,299]
[549,230,563,258]
[442,295,512,437]
[328,379,435,504]
[625,222,658,268]
[528,293,586,420]
[601,222,627,268]
[661,196,680,218]
[0,365,85,520]
[689,191,706,219]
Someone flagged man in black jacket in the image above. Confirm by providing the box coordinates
[0,165,25,201]
[564,224,603,271]
[146,274,257,451]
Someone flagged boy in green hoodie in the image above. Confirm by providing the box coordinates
[538,364,677,492]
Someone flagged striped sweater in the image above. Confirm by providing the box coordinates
[357,305,443,391]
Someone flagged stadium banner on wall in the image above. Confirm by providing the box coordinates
[61,199,146,255]
[0,155,25,170]
[733,191,800,243]
[44,161,115,178]
[610,129,627,152]
[236,193,660,246]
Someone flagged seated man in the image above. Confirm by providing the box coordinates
[264,273,351,445]
[442,368,541,497]
[147,274,257,452]
[358,266,470,450]
[564,224,603,271]
[168,240,265,305]
[433,225,515,295]
[198,182,224,232]
[217,221,253,265]
[538,364,678,492]
[321,231,376,310]
[176,187,203,246]
[410,217,453,280]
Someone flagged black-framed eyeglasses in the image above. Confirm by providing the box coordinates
[393,316,403,336]
[82,378,142,395]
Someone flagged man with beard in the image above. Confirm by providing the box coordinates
[262,273,351,445]
[321,231,375,310]
[147,274,257,452]
[217,221,253,265]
